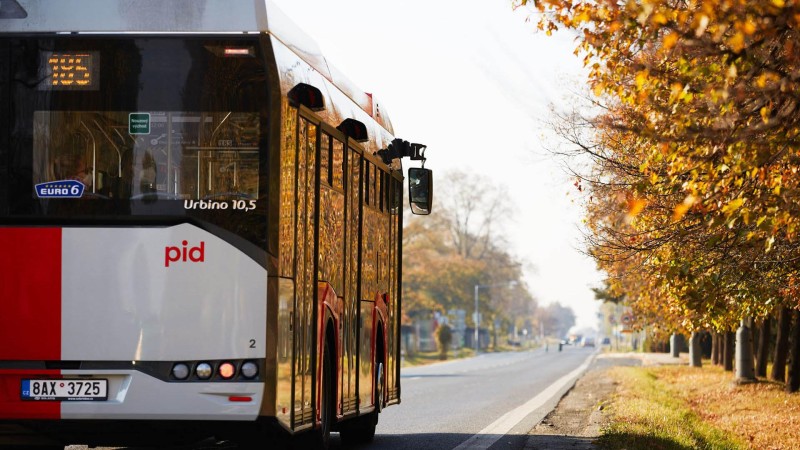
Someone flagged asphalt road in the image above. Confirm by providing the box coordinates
[350,345,596,450]
[66,345,597,450]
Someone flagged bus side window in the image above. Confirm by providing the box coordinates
[332,139,344,191]
[320,133,331,186]
[369,162,376,208]
[363,162,370,206]
[375,170,386,211]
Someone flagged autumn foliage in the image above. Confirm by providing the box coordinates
[402,170,543,338]
[517,0,800,334]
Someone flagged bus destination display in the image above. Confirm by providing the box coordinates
[40,52,99,90]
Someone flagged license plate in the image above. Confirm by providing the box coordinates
[21,379,108,401]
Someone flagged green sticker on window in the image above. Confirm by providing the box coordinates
[128,113,151,135]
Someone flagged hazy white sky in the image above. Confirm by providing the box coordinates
[270,0,605,330]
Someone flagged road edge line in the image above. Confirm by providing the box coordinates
[451,351,598,450]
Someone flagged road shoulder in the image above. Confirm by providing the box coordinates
[524,354,641,450]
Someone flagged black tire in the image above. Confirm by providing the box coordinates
[339,361,382,445]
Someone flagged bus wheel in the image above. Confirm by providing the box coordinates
[340,361,382,444]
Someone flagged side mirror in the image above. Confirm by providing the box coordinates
[408,167,433,215]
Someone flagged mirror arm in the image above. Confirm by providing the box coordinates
[377,138,427,166]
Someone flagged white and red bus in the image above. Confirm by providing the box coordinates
[0,1,432,448]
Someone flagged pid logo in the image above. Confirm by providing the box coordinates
[165,240,205,267]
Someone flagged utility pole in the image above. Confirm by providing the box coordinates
[473,281,517,354]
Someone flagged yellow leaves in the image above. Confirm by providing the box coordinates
[755,72,779,89]
[592,82,605,97]
[761,106,771,124]
[651,12,669,26]
[635,70,649,89]
[574,9,591,25]
[721,197,745,216]
[727,31,746,53]
[771,0,785,7]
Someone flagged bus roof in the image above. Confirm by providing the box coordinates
[0,0,393,134]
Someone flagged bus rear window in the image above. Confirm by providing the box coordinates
[33,111,260,201]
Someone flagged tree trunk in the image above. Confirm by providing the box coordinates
[787,310,800,393]
[735,320,755,382]
[670,333,681,357]
[756,317,771,378]
[771,307,792,383]
[689,332,702,367]
[723,330,735,371]
[711,333,719,365]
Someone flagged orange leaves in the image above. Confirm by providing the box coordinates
[673,194,697,222]
[662,32,679,50]
[626,196,647,220]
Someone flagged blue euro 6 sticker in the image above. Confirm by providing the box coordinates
[35,180,85,198]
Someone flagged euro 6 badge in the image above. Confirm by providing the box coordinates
[35,180,85,198]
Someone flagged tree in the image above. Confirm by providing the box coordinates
[518,0,800,389]
[436,169,513,260]
[536,303,576,339]
[402,169,537,335]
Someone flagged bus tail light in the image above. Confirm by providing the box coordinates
[163,359,261,382]
[218,362,236,379]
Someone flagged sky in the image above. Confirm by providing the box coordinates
[270,0,605,331]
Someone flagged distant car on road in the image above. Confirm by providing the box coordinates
[580,337,596,347]
[601,337,611,345]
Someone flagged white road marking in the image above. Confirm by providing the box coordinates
[452,352,597,450]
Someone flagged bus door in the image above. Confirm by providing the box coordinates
[359,158,382,409]
[318,126,358,417]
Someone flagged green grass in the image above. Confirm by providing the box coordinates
[598,366,747,450]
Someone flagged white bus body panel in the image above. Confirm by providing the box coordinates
[59,223,266,420]
[61,224,266,361]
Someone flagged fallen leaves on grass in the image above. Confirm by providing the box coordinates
[608,364,800,449]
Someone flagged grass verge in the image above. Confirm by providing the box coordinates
[401,343,534,367]
[598,365,745,449]
[600,363,800,450]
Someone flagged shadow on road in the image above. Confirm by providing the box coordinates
[526,434,597,450]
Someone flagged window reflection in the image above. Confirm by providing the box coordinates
[33,111,259,200]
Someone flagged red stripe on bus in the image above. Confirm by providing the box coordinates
[0,370,61,419]
[0,228,62,360]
